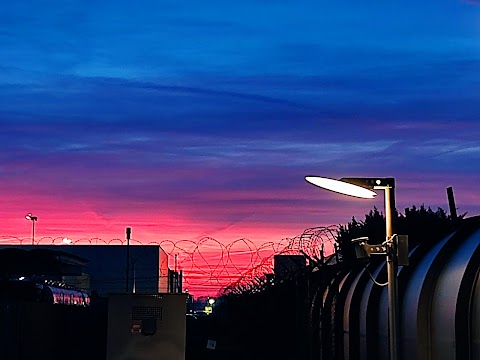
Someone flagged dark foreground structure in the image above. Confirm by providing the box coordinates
[0,245,176,360]
[313,215,480,360]
[211,216,480,360]
[0,299,108,359]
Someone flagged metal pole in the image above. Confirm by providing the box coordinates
[125,227,131,292]
[446,187,458,220]
[32,220,35,245]
[385,186,398,360]
[133,260,136,294]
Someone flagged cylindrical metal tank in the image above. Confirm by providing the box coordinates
[318,216,480,360]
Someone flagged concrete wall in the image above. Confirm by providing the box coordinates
[159,248,169,293]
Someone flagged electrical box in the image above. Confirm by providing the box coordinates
[107,293,187,360]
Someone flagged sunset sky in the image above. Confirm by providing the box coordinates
[1,1,480,294]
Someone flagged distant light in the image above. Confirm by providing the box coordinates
[25,213,38,221]
[62,238,72,245]
[305,176,377,199]
[208,298,215,305]
[19,276,25,281]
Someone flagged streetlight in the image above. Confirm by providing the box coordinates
[304,176,401,360]
[25,213,38,245]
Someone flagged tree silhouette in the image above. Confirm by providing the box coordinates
[336,205,465,265]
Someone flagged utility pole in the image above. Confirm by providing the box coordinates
[447,187,458,220]
[25,213,38,245]
[125,227,131,292]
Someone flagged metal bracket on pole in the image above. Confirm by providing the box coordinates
[395,235,409,266]
[352,237,387,258]
[364,244,387,255]
[353,235,408,266]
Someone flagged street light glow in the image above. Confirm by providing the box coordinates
[305,176,377,199]
[25,213,38,221]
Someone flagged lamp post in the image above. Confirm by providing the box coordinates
[25,213,38,245]
[125,227,131,293]
[305,176,399,360]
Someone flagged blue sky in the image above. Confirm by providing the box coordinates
[1,0,480,249]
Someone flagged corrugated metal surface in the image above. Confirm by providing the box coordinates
[471,271,480,359]
[315,216,480,360]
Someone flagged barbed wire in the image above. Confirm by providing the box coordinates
[0,225,339,296]
[220,226,339,295]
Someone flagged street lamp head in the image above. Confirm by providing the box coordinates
[305,176,377,199]
[208,298,215,305]
[25,213,38,221]
[340,177,395,190]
